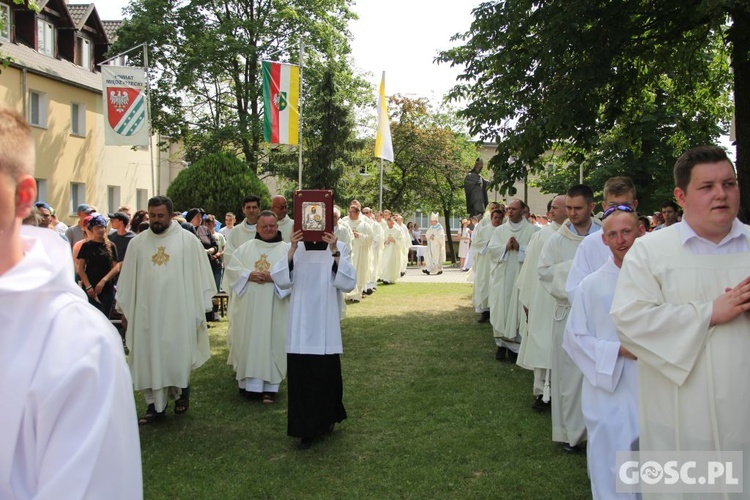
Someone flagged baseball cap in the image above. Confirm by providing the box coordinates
[185,208,206,222]
[86,214,107,229]
[108,211,130,223]
[35,201,51,211]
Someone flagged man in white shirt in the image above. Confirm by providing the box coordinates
[612,145,750,494]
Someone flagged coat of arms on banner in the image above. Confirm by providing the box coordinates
[106,87,146,137]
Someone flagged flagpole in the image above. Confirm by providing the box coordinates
[143,43,156,196]
[379,157,384,212]
[298,40,304,190]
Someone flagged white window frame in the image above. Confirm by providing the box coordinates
[107,185,121,214]
[70,182,85,214]
[0,4,10,41]
[77,36,91,70]
[136,188,149,211]
[37,18,55,57]
[71,102,85,136]
[29,90,48,128]
[35,178,48,203]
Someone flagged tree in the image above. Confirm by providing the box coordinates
[111,0,357,173]
[438,0,749,216]
[166,152,270,215]
[346,96,477,263]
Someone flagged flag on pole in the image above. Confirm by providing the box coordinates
[262,60,300,145]
[374,71,394,162]
[102,65,149,146]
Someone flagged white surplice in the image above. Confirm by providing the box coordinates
[225,220,257,263]
[563,258,638,500]
[340,217,372,301]
[565,229,611,303]
[488,219,539,351]
[277,216,294,243]
[0,227,142,499]
[271,242,357,354]
[538,219,600,446]
[517,222,559,372]
[381,225,406,283]
[471,217,494,312]
[368,219,384,289]
[611,222,750,494]
[117,221,215,412]
[225,238,290,391]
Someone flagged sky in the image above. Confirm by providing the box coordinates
[96,0,479,103]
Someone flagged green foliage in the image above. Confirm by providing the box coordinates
[438,0,747,215]
[111,0,358,173]
[166,152,270,216]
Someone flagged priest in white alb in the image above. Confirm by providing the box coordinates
[340,200,373,302]
[225,211,290,403]
[225,194,261,262]
[612,146,750,493]
[488,199,538,361]
[117,196,215,424]
[516,194,566,411]
[471,202,502,323]
[381,215,406,284]
[563,208,643,499]
[538,184,600,452]
[271,194,294,242]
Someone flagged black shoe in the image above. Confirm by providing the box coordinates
[422,269,429,275]
[506,350,518,364]
[531,395,550,412]
[436,271,443,275]
[363,289,373,295]
[298,438,313,450]
[400,272,406,277]
[495,346,507,361]
[477,311,490,323]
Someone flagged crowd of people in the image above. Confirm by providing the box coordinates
[469,147,750,498]
[5,97,749,499]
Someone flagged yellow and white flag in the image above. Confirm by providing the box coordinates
[374,72,394,162]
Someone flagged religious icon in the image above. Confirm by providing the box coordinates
[293,189,334,242]
[302,202,325,231]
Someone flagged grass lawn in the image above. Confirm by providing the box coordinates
[135,282,590,499]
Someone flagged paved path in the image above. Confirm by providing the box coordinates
[399,266,474,284]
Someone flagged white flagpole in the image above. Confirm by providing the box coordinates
[379,157,384,212]
[298,41,304,190]
[143,43,155,195]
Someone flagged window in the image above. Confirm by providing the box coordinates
[0,4,10,41]
[71,103,85,136]
[107,186,121,213]
[37,19,54,56]
[29,90,47,128]
[35,178,47,203]
[77,37,91,69]
[70,182,85,214]
[136,188,149,210]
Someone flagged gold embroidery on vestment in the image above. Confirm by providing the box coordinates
[255,254,270,272]
[152,246,170,266]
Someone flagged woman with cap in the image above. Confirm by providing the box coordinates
[76,214,119,317]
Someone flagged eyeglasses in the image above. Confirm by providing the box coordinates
[602,205,635,220]
[606,201,634,208]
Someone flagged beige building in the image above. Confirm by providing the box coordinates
[0,0,183,225]
[477,142,550,216]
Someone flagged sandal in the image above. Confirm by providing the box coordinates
[262,392,275,405]
[138,404,165,425]
[174,396,190,414]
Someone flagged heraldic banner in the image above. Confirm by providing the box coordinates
[102,65,149,146]
[262,60,299,145]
